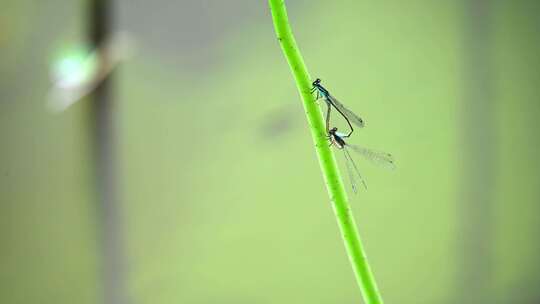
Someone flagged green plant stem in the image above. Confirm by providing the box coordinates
[268,1,383,303]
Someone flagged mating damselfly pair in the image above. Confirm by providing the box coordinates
[312,78,395,192]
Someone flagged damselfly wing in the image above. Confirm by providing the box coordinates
[329,128,394,192]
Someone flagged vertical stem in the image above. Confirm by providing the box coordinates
[88,1,130,304]
[268,1,384,303]
[457,0,495,302]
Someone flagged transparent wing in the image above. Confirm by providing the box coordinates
[347,144,396,170]
[343,148,368,191]
[343,150,358,194]
[327,94,365,128]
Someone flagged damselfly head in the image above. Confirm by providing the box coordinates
[312,78,321,86]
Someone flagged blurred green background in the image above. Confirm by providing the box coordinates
[1,0,539,303]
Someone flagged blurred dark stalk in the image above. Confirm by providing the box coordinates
[88,0,130,304]
[457,0,496,302]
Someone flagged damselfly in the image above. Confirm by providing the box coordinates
[328,127,395,192]
[311,78,365,137]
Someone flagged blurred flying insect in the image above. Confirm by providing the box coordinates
[328,127,395,192]
[311,78,365,137]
